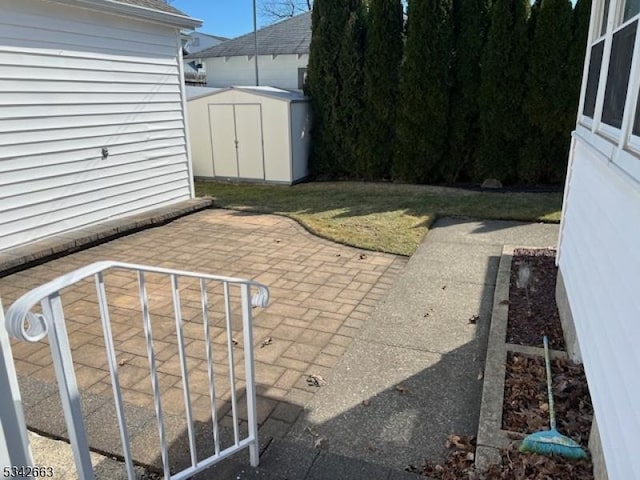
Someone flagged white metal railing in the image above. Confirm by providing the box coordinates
[3,261,269,480]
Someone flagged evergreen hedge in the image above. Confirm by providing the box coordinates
[522,0,574,184]
[477,0,531,184]
[358,0,404,179]
[394,0,453,184]
[305,0,592,185]
[447,0,491,183]
[305,0,366,177]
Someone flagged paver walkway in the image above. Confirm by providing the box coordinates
[0,209,406,472]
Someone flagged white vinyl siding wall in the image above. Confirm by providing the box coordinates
[204,54,309,91]
[559,135,640,480]
[0,0,192,251]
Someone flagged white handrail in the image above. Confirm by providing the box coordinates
[4,261,270,479]
[5,261,269,342]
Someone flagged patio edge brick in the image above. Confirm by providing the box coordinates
[0,197,214,278]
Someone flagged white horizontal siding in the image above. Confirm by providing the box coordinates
[0,0,176,57]
[205,54,308,91]
[559,138,640,480]
[0,0,192,251]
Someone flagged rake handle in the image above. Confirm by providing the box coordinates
[543,336,556,430]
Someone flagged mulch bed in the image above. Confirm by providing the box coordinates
[507,248,565,350]
[502,352,593,444]
[411,248,594,479]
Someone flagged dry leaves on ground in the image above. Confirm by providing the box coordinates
[502,352,593,447]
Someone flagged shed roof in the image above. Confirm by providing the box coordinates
[186,86,308,102]
[186,12,311,59]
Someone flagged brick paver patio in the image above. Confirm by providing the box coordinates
[0,209,407,468]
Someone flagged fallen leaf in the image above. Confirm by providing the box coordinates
[362,399,370,407]
[305,426,319,437]
[359,253,368,260]
[466,452,475,461]
[477,369,484,381]
[442,285,447,290]
[396,384,408,394]
[423,312,431,318]
[468,315,480,324]
[232,337,239,346]
[259,336,273,348]
[365,442,376,451]
[275,239,281,243]
[306,374,327,387]
[499,299,510,305]
[335,253,341,257]
[118,359,127,367]
[314,436,327,449]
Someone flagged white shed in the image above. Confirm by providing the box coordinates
[0,0,201,252]
[187,86,311,184]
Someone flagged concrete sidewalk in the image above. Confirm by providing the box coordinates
[284,217,559,473]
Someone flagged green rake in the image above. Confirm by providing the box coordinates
[519,336,588,459]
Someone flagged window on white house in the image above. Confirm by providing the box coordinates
[583,0,611,120]
[298,68,307,90]
[633,96,640,136]
[624,0,640,22]
[584,41,605,118]
[602,0,612,35]
[601,20,637,128]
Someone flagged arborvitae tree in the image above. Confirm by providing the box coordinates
[337,2,367,177]
[358,0,404,179]
[305,0,366,177]
[477,0,530,184]
[446,0,490,183]
[394,0,453,183]
[521,0,574,184]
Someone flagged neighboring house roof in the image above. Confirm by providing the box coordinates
[186,12,311,59]
[192,31,229,43]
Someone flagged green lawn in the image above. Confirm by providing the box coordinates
[195,181,562,256]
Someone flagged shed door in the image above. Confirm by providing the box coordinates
[208,103,265,180]
[235,104,265,180]
[209,105,238,177]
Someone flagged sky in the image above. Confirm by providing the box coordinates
[170,1,269,39]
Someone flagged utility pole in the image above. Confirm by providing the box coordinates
[253,0,260,85]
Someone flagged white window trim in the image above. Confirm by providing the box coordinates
[577,0,604,126]
[623,12,640,152]
[579,0,640,183]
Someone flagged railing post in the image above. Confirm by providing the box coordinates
[0,299,33,475]
[42,294,95,480]
[240,284,259,467]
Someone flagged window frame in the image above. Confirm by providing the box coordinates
[579,1,640,153]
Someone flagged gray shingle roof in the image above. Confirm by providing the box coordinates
[113,0,187,16]
[186,12,311,59]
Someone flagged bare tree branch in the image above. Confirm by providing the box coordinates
[260,0,312,23]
